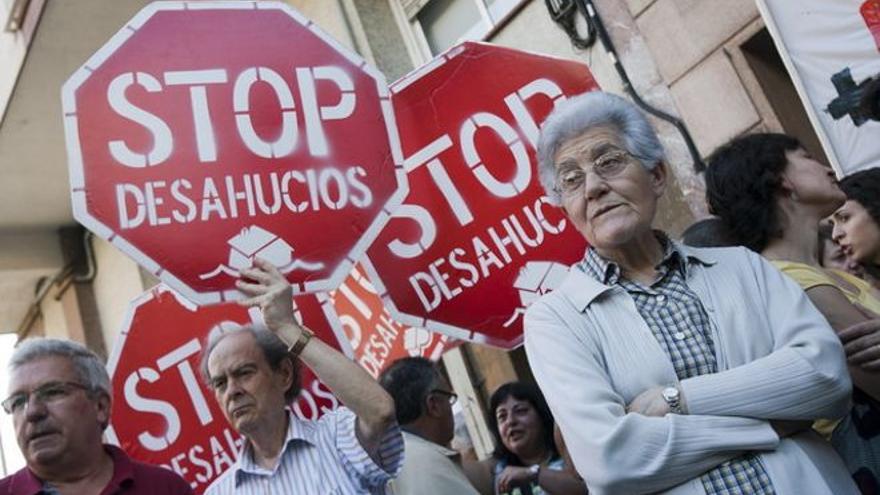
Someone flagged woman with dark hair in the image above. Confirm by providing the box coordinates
[834,168,880,288]
[819,222,868,280]
[706,133,880,491]
[467,382,585,495]
[680,217,736,248]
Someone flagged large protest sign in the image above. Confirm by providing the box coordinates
[62,2,406,304]
[105,286,351,493]
[758,0,880,175]
[362,42,595,349]
[330,263,456,378]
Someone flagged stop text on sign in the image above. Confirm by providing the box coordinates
[108,66,358,166]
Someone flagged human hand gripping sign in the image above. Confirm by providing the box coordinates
[235,258,304,346]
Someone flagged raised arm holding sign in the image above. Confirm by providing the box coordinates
[197,258,404,494]
[235,258,400,460]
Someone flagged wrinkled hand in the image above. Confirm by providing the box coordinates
[626,386,670,417]
[236,257,298,334]
[496,466,536,493]
[839,319,880,371]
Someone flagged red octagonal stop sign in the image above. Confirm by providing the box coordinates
[363,43,595,349]
[106,285,352,493]
[62,2,405,304]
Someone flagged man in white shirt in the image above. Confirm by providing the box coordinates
[380,357,480,495]
[200,258,404,494]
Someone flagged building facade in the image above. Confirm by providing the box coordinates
[0,0,823,462]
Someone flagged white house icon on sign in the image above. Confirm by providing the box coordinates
[503,261,569,327]
[200,225,324,280]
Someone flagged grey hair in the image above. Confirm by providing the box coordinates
[537,91,665,204]
[9,338,110,397]
[199,322,301,402]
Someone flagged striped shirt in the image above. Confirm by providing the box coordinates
[204,407,404,495]
[582,236,775,495]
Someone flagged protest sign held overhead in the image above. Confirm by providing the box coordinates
[363,42,595,349]
[62,2,406,304]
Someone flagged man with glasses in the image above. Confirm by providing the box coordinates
[379,357,478,495]
[0,338,192,494]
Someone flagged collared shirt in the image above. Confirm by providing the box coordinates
[581,237,774,495]
[525,239,856,494]
[390,431,479,495]
[0,445,192,495]
[205,407,403,495]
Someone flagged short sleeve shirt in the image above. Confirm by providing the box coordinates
[772,260,880,315]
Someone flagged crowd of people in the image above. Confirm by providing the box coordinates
[2,90,880,494]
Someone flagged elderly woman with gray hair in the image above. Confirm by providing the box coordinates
[523,91,858,495]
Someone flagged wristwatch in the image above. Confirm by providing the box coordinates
[528,464,541,484]
[662,386,683,414]
[288,328,314,360]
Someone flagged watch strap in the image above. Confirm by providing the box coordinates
[529,464,541,484]
[288,328,314,359]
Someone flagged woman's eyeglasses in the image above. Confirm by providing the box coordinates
[554,150,634,196]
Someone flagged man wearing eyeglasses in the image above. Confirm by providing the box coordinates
[379,357,478,495]
[0,338,192,494]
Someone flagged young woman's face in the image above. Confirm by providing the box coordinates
[781,148,845,216]
[821,234,865,277]
[495,396,545,458]
[833,200,880,265]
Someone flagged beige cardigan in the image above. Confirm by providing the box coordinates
[524,244,857,495]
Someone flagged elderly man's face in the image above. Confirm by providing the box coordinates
[8,356,109,469]
[207,332,292,435]
[554,126,666,251]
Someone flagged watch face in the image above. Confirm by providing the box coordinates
[662,387,679,401]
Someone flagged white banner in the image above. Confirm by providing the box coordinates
[757,0,880,176]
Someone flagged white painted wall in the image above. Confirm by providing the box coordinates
[39,293,69,339]
[91,237,147,352]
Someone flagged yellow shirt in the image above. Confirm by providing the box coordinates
[771,260,880,439]
[772,261,880,316]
